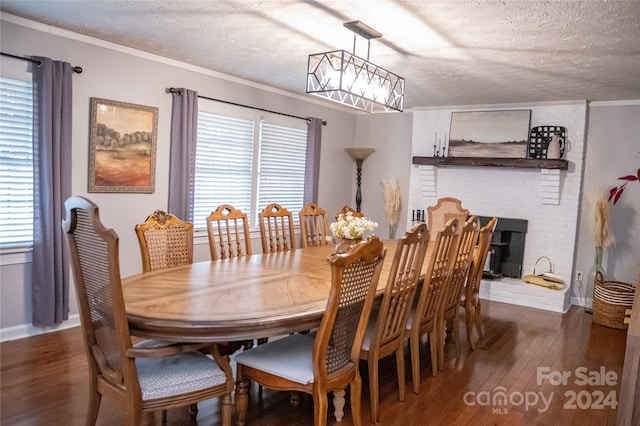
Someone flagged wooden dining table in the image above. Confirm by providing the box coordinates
[123,239,403,344]
[122,238,423,423]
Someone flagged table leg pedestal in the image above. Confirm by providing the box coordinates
[333,389,345,421]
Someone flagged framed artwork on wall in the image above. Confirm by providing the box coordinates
[448,109,531,158]
[88,97,158,193]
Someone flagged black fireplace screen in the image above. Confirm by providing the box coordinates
[478,216,528,278]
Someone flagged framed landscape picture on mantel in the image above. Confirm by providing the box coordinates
[88,98,158,193]
[448,109,531,158]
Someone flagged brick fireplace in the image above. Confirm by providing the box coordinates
[408,103,588,313]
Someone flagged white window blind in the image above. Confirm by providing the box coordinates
[193,111,254,229]
[257,120,307,221]
[0,78,33,246]
[194,105,308,231]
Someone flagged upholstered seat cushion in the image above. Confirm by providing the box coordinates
[136,352,228,401]
[235,333,316,385]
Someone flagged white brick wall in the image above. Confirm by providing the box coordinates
[409,103,587,312]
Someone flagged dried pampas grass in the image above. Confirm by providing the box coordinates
[591,191,615,248]
[381,175,401,226]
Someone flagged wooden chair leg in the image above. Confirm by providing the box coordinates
[437,319,446,372]
[350,377,363,426]
[221,393,232,426]
[476,301,484,339]
[410,334,421,394]
[429,332,439,377]
[87,376,101,426]
[452,314,461,360]
[396,345,406,402]
[188,403,198,418]
[368,357,380,423]
[465,302,476,350]
[313,390,329,426]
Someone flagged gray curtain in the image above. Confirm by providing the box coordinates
[304,117,323,204]
[31,56,73,326]
[168,88,198,221]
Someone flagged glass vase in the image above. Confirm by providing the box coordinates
[388,225,397,240]
[335,236,363,254]
[584,246,605,313]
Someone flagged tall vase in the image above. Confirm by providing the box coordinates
[335,236,363,254]
[585,246,605,313]
[388,225,397,240]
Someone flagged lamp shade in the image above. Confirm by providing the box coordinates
[344,147,376,161]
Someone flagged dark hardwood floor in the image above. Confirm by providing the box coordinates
[1,301,628,425]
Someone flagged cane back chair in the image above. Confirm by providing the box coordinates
[63,196,234,425]
[134,210,193,272]
[234,236,386,426]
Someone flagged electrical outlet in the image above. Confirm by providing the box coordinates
[577,271,583,281]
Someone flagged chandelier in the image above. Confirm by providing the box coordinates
[306,21,405,113]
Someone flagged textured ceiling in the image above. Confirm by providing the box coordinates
[2,0,639,110]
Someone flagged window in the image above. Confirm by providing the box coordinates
[193,104,308,230]
[0,77,33,247]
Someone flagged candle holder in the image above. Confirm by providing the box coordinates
[344,147,375,212]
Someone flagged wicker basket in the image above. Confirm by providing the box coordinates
[592,271,636,329]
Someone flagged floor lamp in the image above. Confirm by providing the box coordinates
[344,147,375,212]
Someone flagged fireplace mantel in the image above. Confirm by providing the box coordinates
[411,156,568,170]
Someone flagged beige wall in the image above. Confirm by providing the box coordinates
[1,14,638,339]
[0,17,358,335]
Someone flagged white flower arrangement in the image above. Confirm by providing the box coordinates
[330,212,378,239]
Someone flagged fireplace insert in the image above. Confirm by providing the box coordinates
[478,216,528,278]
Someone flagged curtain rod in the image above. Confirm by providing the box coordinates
[1,52,83,73]
[167,87,326,125]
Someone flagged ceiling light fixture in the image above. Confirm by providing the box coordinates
[306,21,405,113]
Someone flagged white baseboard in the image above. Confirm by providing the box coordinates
[0,314,80,343]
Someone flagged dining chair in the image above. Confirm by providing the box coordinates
[206,204,252,260]
[299,202,331,248]
[462,216,498,350]
[134,209,193,272]
[437,216,480,370]
[234,235,386,426]
[63,196,234,425]
[405,218,461,394]
[334,204,363,221]
[359,223,429,423]
[259,202,296,253]
[426,197,468,260]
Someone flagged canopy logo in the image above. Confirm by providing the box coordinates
[462,366,619,415]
